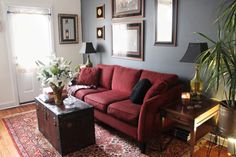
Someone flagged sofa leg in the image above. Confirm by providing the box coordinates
[139,142,146,154]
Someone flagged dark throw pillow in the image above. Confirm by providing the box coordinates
[130,79,152,105]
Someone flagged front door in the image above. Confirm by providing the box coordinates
[8,6,53,103]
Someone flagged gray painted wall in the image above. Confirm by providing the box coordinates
[81,0,219,81]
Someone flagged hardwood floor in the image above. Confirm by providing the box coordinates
[0,104,36,157]
[0,104,231,157]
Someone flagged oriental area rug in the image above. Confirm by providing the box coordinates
[2,111,206,157]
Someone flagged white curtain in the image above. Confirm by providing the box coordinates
[8,6,53,70]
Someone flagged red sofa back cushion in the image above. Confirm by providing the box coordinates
[96,64,114,89]
[140,70,178,85]
[140,70,179,100]
[112,66,141,94]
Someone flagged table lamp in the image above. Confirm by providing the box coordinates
[180,43,208,100]
[79,42,96,67]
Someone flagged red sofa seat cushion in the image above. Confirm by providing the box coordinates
[107,99,141,126]
[96,64,114,89]
[77,67,100,86]
[84,90,129,112]
[74,87,107,100]
[112,66,141,94]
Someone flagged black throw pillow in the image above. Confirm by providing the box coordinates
[130,79,152,104]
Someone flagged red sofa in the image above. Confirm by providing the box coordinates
[74,64,181,152]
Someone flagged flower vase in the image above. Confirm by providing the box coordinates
[49,83,64,106]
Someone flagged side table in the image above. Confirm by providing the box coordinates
[160,98,219,157]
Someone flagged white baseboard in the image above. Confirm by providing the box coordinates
[0,101,19,110]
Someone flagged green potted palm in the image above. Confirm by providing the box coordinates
[195,0,236,142]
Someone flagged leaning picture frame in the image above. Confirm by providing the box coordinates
[112,21,144,61]
[58,14,79,44]
[111,0,144,18]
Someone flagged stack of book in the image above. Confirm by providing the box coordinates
[171,127,191,142]
[39,87,67,103]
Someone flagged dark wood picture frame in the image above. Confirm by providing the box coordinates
[154,0,178,46]
[58,14,79,44]
[111,0,144,19]
[112,21,144,61]
[97,26,105,39]
[96,4,105,19]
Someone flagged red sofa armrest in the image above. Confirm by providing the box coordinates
[137,84,182,142]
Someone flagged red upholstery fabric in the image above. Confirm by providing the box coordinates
[96,64,114,89]
[77,67,100,86]
[107,100,141,126]
[94,109,138,139]
[140,70,179,101]
[84,90,129,112]
[137,84,182,142]
[112,66,141,94]
[140,70,178,85]
[74,87,107,100]
[144,80,168,101]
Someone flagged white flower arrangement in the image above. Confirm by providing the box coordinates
[36,56,74,88]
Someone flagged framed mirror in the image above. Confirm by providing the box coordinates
[155,0,178,46]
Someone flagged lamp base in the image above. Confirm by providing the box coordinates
[190,64,203,101]
[85,54,93,67]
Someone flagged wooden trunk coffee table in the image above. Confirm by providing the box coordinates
[160,97,219,157]
[35,97,95,156]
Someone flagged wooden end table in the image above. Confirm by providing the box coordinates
[160,97,219,157]
[35,97,95,156]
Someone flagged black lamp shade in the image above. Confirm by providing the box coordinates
[79,42,96,54]
[180,43,208,63]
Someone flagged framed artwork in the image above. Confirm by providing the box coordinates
[155,0,178,46]
[96,5,105,19]
[112,0,144,18]
[58,14,79,44]
[97,26,105,39]
[112,21,144,61]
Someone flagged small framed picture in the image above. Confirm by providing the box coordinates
[58,14,79,44]
[97,26,105,39]
[96,5,105,19]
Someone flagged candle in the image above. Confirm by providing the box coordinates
[181,92,190,105]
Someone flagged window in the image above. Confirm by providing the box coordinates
[8,6,53,69]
